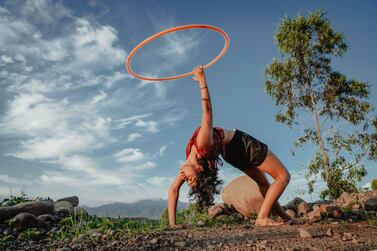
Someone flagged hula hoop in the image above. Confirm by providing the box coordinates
[125,24,230,81]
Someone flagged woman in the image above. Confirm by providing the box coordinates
[168,65,293,227]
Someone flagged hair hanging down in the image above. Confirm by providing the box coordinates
[188,157,224,212]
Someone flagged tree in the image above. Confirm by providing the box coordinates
[264,10,377,199]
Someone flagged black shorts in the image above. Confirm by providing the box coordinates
[223,129,268,171]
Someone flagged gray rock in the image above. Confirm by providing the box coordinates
[150,238,158,244]
[176,241,187,247]
[364,197,377,211]
[56,247,72,251]
[54,201,74,217]
[284,197,305,211]
[37,214,56,228]
[56,196,79,207]
[197,220,206,227]
[11,212,38,231]
[0,201,54,222]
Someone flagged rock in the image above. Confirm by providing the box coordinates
[56,196,79,207]
[284,197,306,211]
[285,209,296,218]
[364,197,377,211]
[221,175,265,217]
[342,232,353,241]
[176,241,187,247]
[0,201,54,222]
[307,208,321,223]
[297,202,311,217]
[11,212,38,231]
[336,190,377,208]
[197,220,206,227]
[326,228,333,237]
[208,204,224,218]
[56,248,71,251]
[319,204,344,219]
[312,205,320,212]
[54,201,74,217]
[352,204,361,210]
[150,238,158,244]
[36,214,56,228]
[298,229,312,239]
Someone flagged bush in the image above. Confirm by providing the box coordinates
[372,179,377,190]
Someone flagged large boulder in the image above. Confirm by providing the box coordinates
[54,201,74,217]
[11,212,38,231]
[364,197,377,211]
[56,196,79,207]
[0,201,54,223]
[221,175,264,218]
[284,197,305,211]
[336,190,377,208]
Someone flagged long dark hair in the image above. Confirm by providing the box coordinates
[188,157,224,212]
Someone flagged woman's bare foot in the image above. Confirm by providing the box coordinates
[255,218,284,227]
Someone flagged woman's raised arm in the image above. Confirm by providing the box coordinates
[192,65,213,148]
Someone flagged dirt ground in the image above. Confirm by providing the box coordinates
[123,222,377,251]
[7,221,377,250]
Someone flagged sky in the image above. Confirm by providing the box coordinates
[0,0,376,207]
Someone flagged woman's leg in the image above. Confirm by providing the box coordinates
[244,149,291,226]
[243,163,290,222]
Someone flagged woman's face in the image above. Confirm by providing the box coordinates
[180,164,198,188]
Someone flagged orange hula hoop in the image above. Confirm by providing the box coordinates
[125,24,230,81]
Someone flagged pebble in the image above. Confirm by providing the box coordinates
[150,238,158,244]
[56,248,72,251]
[298,229,312,238]
[176,241,187,247]
[197,220,205,227]
[326,228,333,237]
[342,232,353,241]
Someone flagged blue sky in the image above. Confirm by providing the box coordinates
[0,0,376,207]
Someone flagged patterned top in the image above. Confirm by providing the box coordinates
[185,127,226,168]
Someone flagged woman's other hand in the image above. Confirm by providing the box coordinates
[192,65,206,85]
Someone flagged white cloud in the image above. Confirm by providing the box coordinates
[159,146,167,156]
[135,119,159,133]
[146,176,173,186]
[114,148,145,163]
[128,133,141,142]
[1,55,14,64]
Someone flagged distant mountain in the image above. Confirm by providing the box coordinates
[81,199,189,219]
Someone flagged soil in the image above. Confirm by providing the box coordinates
[8,221,377,251]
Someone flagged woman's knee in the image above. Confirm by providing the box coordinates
[280,171,290,187]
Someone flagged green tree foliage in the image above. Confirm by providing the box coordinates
[372,179,377,190]
[264,10,377,199]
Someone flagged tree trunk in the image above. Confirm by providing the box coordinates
[308,88,330,182]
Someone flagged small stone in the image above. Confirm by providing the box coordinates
[298,229,312,239]
[197,220,205,227]
[352,204,361,210]
[352,237,359,244]
[56,248,72,251]
[342,232,353,241]
[285,209,296,218]
[208,204,224,218]
[297,202,311,216]
[150,238,158,244]
[176,241,187,247]
[326,228,333,237]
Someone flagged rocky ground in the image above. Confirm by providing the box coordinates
[3,221,377,250]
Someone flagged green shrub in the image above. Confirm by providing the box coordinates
[372,179,377,190]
